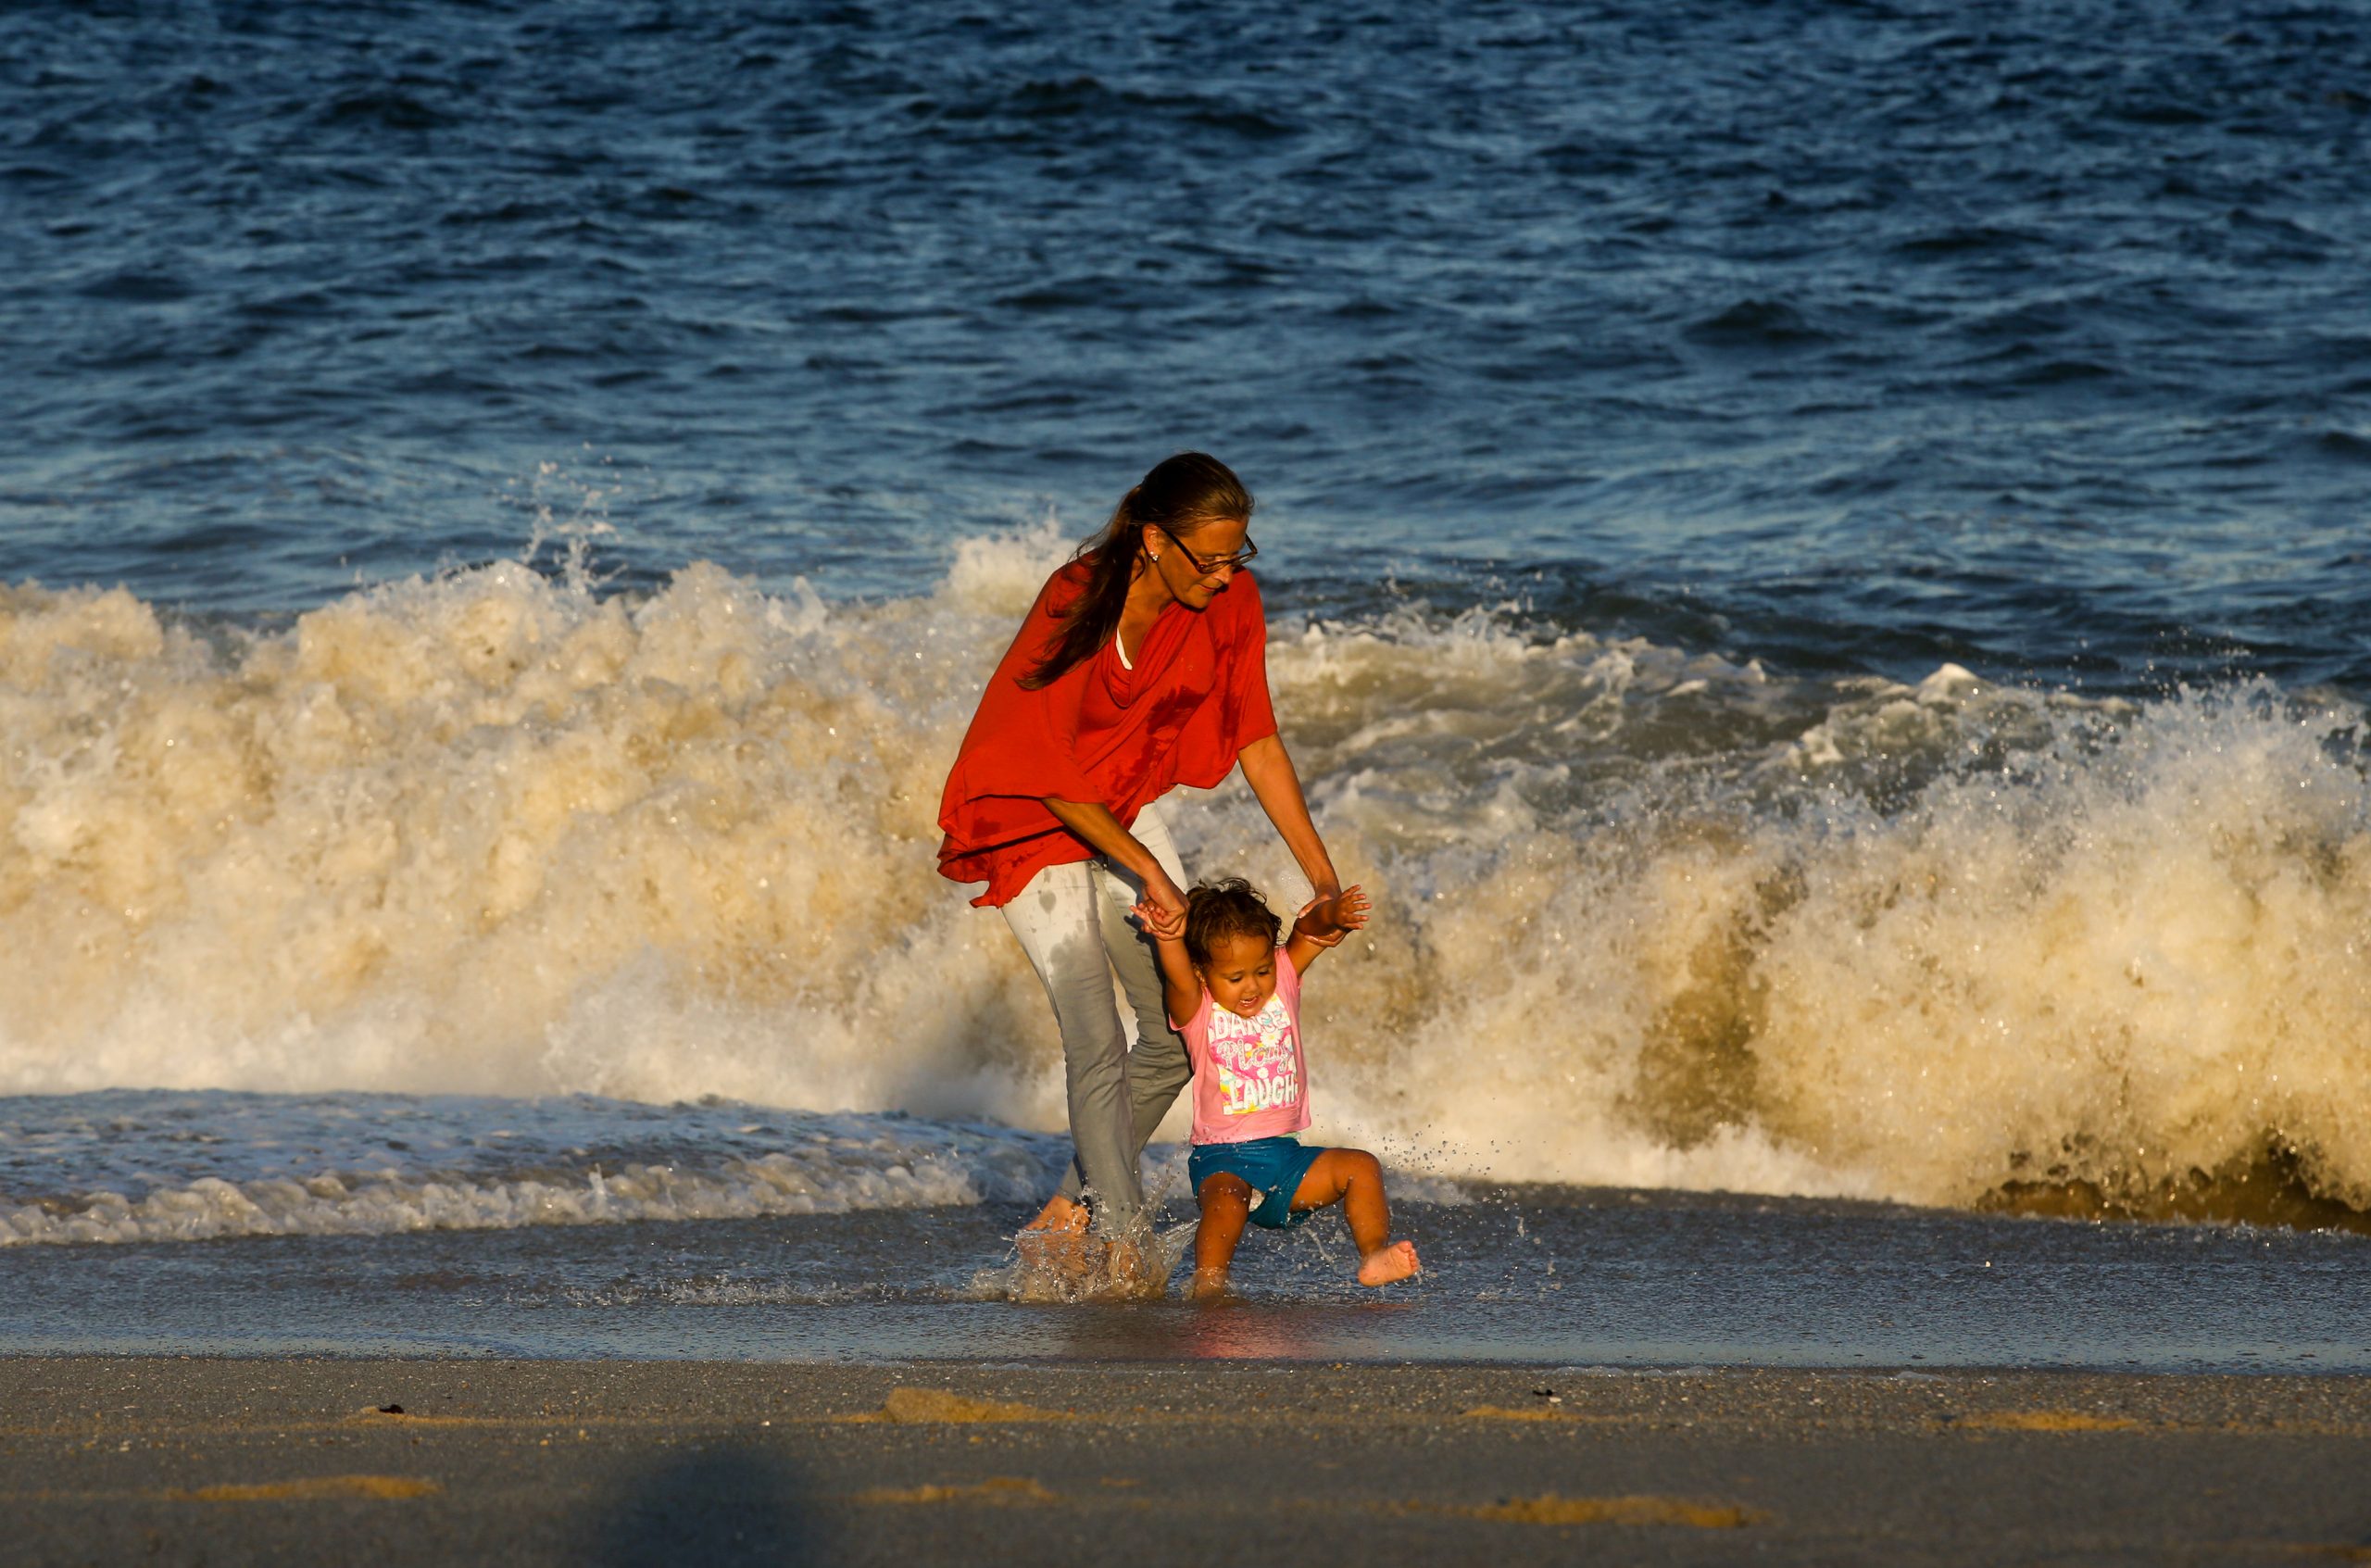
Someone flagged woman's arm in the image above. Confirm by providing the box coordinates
[1042,797,1188,915]
[1236,734,1340,901]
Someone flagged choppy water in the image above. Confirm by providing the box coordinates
[7,0,2367,686]
[4,0,2371,1342]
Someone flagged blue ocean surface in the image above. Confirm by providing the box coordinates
[6,0,2366,686]
[3,0,2370,1360]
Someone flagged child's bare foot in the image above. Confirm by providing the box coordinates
[1187,1269,1232,1303]
[1357,1239,1421,1286]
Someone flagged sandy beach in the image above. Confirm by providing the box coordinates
[6,1356,2371,1565]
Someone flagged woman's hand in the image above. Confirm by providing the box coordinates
[1293,884,1371,948]
[1286,884,1369,972]
[1144,866,1189,920]
[1131,896,1204,1028]
[1042,796,1189,917]
[1131,898,1187,944]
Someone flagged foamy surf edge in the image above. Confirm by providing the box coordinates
[0,1093,1473,1248]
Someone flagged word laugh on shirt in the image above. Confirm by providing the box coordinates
[1210,997,1302,1118]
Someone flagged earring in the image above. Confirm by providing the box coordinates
[1150,553,1161,561]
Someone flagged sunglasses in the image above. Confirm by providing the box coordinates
[1154,521,1259,576]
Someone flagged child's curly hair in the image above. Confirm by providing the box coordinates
[1183,877,1283,967]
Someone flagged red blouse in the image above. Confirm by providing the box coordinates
[936,563,1279,907]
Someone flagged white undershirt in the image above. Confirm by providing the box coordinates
[1114,627,1134,670]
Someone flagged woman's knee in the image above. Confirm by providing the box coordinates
[1131,1031,1192,1097]
[1047,977,1128,1080]
[1060,1022,1129,1087]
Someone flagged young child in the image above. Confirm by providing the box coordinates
[1132,877,1421,1301]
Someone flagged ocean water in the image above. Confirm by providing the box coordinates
[4,0,2370,1359]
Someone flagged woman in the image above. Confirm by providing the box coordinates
[937,452,1348,1287]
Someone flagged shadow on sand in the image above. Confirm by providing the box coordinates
[590,1441,828,1567]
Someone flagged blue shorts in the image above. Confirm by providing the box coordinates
[1188,1136,1325,1231]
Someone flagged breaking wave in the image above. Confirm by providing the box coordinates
[5,524,2369,1229]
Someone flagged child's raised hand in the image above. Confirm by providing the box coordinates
[1296,884,1371,947]
[1131,898,1186,943]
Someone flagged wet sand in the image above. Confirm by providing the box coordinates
[6,1357,2371,1565]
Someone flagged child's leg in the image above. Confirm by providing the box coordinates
[1289,1148,1421,1286]
[1191,1173,1254,1301]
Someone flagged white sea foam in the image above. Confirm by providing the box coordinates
[0,1154,981,1248]
[0,1095,1067,1247]
[4,533,2369,1226]
[0,1091,1462,1247]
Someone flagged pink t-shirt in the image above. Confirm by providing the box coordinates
[1178,947,1311,1146]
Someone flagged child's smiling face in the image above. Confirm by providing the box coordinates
[1196,932,1277,1019]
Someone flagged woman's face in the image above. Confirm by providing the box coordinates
[1147,516,1250,609]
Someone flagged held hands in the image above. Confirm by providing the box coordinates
[1144,868,1190,921]
[1134,884,1371,947]
[1131,897,1187,945]
[1294,884,1371,948]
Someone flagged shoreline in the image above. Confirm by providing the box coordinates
[8,1356,2371,1565]
[7,1345,2371,1378]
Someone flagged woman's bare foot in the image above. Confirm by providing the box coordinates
[1022,1194,1088,1235]
[1100,1234,1170,1301]
[1357,1239,1421,1286]
[1014,1195,1099,1290]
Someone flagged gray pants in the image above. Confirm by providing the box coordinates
[998,797,1192,1233]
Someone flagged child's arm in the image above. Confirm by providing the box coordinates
[1285,884,1370,973]
[1130,899,1205,1027]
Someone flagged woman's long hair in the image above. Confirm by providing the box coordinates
[1018,452,1254,690]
